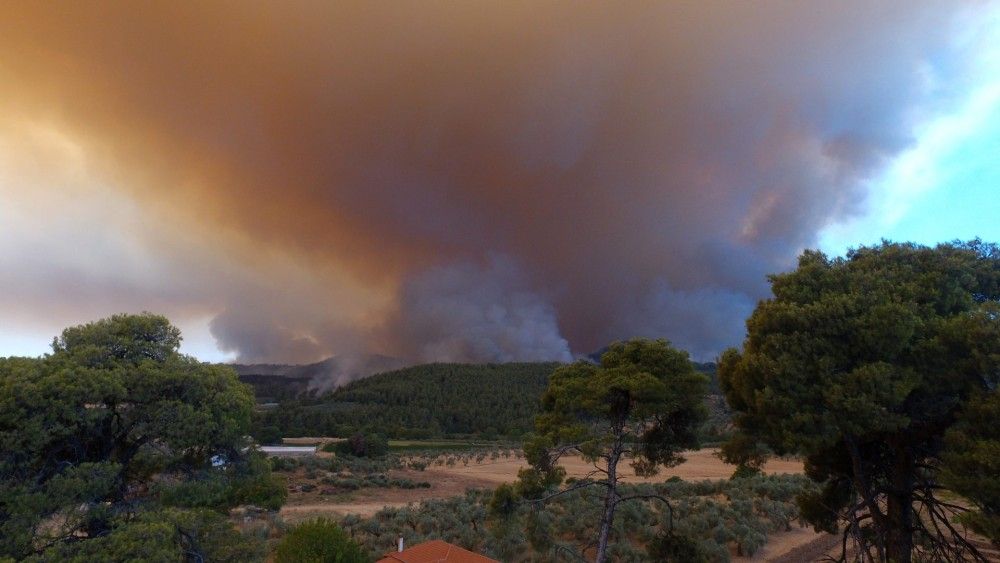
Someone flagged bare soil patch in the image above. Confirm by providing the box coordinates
[741,528,839,562]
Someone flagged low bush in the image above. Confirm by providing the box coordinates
[336,433,389,458]
[274,518,367,563]
[338,474,817,561]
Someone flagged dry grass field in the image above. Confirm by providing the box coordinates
[277,448,843,561]
[281,448,804,517]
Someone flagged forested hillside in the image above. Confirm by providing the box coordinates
[234,354,406,400]
[238,374,312,403]
[250,361,728,441]
[251,362,560,440]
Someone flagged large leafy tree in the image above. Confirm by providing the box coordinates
[719,241,1000,562]
[0,313,285,561]
[512,339,708,563]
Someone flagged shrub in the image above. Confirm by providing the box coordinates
[648,531,710,562]
[270,457,299,472]
[337,433,390,458]
[729,464,762,480]
[338,474,815,561]
[274,518,368,563]
[255,426,284,446]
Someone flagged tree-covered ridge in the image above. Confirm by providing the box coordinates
[234,354,407,401]
[238,373,312,403]
[250,360,729,441]
[253,362,560,439]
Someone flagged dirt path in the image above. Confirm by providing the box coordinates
[763,531,841,563]
[427,448,802,486]
[282,502,412,518]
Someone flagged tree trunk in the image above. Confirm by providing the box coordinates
[595,449,621,563]
[884,447,914,563]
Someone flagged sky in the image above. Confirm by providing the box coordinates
[1,1,999,365]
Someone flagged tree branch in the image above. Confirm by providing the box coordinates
[526,479,609,505]
[843,434,887,531]
[614,492,675,532]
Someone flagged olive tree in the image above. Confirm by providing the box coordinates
[0,313,285,561]
[719,241,1000,562]
[511,339,707,563]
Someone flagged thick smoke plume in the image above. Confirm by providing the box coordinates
[0,1,977,362]
[383,257,572,363]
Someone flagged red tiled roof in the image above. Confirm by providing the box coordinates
[376,539,497,563]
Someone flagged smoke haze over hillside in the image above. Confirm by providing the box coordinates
[0,1,990,362]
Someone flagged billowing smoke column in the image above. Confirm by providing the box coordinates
[0,1,976,363]
[382,257,573,363]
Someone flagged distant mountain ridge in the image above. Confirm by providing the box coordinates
[231,354,407,399]
[231,363,304,378]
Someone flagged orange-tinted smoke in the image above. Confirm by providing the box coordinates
[0,1,969,361]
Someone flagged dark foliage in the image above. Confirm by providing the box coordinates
[941,389,1000,544]
[334,433,390,458]
[250,361,725,442]
[238,374,312,403]
[252,362,560,439]
[519,339,709,562]
[720,240,1000,562]
[0,314,284,561]
[274,518,368,563]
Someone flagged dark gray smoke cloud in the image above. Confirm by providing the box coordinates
[0,1,980,362]
[383,257,572,363]
[210,309,327,365]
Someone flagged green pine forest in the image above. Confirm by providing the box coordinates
[245,361,728,442]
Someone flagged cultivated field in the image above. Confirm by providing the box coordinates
[282,448,804,517]
[277,447,838,561]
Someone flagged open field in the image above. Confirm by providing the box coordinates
[281,448,804,517]
[281,436,507,451]
[278,448,836,561]
[432,448,802,486]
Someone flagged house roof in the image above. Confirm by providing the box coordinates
[376,540,498,563]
